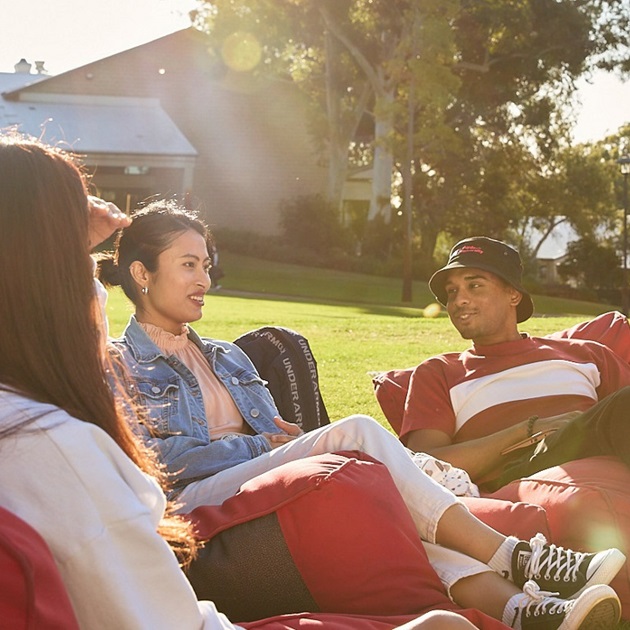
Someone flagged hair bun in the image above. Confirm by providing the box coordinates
[95,252,122,287]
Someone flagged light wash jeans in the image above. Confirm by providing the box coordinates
[176,415,490,593]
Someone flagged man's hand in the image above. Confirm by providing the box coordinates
[406,407,586,482]
[88,196,131,250]
[262,416,304,449]
[531,410,581,433]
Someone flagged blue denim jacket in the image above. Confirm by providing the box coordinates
[111,316,281,489]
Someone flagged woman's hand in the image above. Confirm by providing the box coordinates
[262,416,305,449]
[273,416,304,437]
[88,196,131,250]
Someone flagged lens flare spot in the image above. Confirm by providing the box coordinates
[221,32,262,72]
[585,523,622,551]
[423,303,442,318]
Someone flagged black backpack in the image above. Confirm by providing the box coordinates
[233,327,330,433]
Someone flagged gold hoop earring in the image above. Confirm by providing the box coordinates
[141,286,148,295]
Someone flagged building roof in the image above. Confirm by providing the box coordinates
[0,72,47,93]
[0,28,325,234]
[0,74,196,157]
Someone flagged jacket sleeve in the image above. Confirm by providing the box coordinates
[138,425,273,485]
[63,509,243,630]
[110,336,279,484]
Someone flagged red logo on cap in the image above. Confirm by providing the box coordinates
[457,245,484,255]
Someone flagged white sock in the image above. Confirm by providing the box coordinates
[488,536,520,581]
[502,591,525,629]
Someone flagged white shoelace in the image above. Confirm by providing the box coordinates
[527,532,585,584]
[520,580,567,616]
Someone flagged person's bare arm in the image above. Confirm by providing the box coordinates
[406,411,579,481]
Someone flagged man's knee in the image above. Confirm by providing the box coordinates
[593,386,630,416]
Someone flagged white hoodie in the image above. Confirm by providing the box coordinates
[0,389,243,630]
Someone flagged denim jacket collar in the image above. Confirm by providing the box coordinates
[122,315,228,364]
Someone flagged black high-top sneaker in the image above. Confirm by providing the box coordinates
[512,533,626,599]
[505,581,620,630]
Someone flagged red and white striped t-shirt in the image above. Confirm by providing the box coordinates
[400,335,630,444]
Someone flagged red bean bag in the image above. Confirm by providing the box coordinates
[186,451,507,629]
[241,610,501,629]
[485,456,630,619]
[0,506,79,629]
[547,310,630,363]
[462,496,551,542]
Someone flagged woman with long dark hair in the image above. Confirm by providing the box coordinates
[0,132,226,627]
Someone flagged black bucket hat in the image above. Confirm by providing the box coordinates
[429,236,534,323]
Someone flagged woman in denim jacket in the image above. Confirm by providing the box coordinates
[113,314,283,490]
[100,201,303,494]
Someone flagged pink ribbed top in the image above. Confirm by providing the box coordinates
[139,323,247,439]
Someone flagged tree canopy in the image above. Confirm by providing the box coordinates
[192,0,630,274]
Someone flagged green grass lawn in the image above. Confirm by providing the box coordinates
[216,251,614,318]
[106,252,616,427]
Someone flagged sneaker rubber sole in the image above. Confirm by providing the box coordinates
[559,585,621,630]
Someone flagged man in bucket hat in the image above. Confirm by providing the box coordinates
[429,236,534,326]
[398,236,630,490]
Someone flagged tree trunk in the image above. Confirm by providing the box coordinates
[418,222,439,274]
[368,86,394,223]
[324,29,348,210]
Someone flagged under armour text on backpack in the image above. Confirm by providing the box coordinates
[234,327,330,433]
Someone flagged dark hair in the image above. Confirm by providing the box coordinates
[98,200,212,304]
[0,132,108,421]
[0,132,196,561]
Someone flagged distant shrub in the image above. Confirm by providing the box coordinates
[279,194,353,255]
[213,195,439,280]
